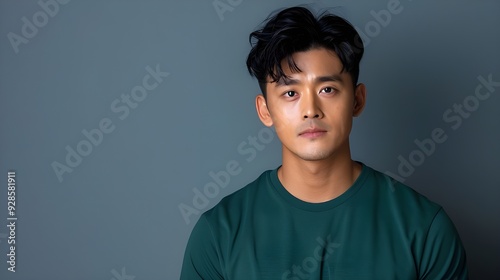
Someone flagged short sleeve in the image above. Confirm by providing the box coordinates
[418,208,468,280]
[180,214,225,280]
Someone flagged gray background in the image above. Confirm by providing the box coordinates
[0,0,499,279]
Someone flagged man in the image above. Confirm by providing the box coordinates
[181,6,468,279]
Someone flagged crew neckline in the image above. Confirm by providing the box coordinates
[268,162,371,212]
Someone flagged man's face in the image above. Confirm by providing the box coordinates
[256,47,365,162]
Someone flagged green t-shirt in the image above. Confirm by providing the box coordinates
[181,163,468,279]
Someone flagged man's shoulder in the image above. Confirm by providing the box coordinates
[202,168,273,221]
[366,165,443,218]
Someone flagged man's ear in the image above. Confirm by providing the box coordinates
[256,94,273,127]
[353,83,366,117]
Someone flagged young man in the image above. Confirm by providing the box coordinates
[181,6,468,279]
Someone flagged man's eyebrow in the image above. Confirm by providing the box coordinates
[274,74,344,87]
[275,77,299,87]
[316,75,344,83]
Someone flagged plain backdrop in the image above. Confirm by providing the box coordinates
[0,0,499,279]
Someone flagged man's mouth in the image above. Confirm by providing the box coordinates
[299,128,327,138]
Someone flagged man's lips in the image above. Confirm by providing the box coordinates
[299,128,327,138]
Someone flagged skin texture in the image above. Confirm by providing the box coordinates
[255,47,367,203]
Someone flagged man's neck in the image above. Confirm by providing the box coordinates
[277,149,362,203]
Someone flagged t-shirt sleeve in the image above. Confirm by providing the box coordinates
[180,214,225,280]
[418,208,468,280]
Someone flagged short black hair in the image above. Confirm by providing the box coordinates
[246,6,364,97]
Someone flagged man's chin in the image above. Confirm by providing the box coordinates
[295,150,333,162]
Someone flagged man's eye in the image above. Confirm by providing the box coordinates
[321,87,336,94]
[284,91,297,97]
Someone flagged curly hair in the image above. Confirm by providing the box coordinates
[246,6,364,97]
